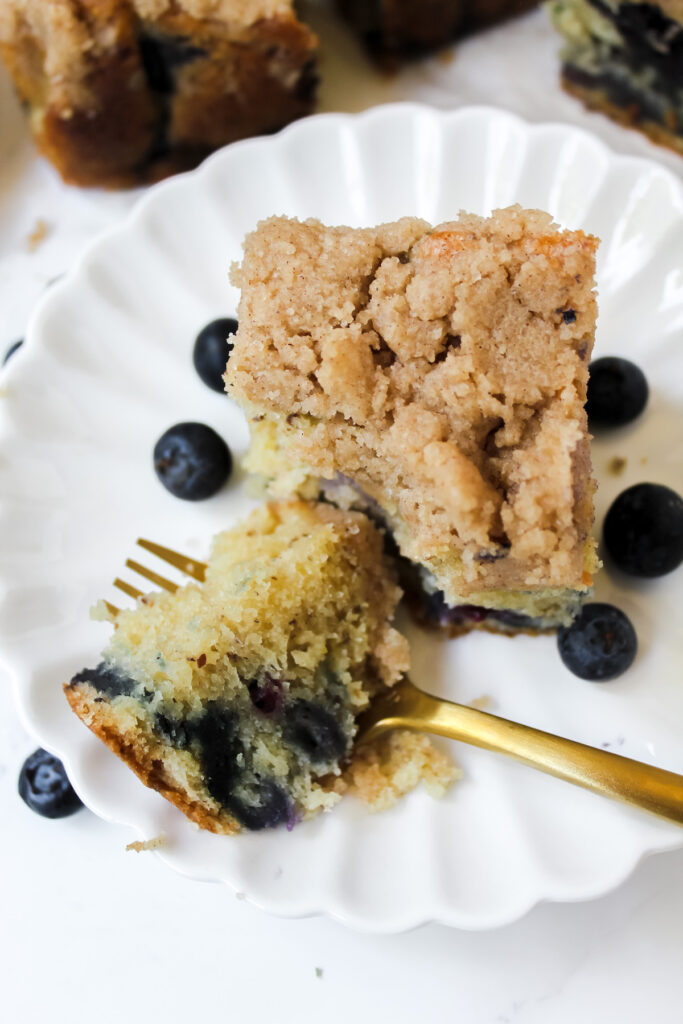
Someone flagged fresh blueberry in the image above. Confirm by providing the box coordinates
[557,603,637,681]
[153,422,231,500]
[70,661,137,697]
[3,339,23,364]
[603,482,683,577]
[586,357,648,427]
[283,700,348,764]
[192,317,237,393]
[225,778,291,831]
[18,748,83,818]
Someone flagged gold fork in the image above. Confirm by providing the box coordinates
[111,539,683,827]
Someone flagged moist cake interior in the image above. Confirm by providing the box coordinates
[65,501,456,833]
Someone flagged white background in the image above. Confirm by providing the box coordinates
[1,8,682,1022]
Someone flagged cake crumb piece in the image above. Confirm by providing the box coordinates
[27,218,50,252]
[607,456,627,477]
[235,891,246,901]
[346,730,460,811]
[470,695,495,711]
[315,967,324,979]
[126,834,166,852]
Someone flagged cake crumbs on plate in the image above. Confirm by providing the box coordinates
[470,695,495,711]
[344,731,460,811]
[315,967,324,979]
[607,456,627,477]
[26,218,50,252]
[126,834,166,852]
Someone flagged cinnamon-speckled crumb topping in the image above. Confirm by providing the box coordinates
[227,206,599,604]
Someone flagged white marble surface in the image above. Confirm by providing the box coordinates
[1,8,682,1021]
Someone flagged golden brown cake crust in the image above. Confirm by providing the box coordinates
[227,208,599,604]
[0,0,317,187]
[65,682,241,834]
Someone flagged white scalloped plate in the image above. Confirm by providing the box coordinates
[1,105,682,932]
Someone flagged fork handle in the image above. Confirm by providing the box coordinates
[395,688,683,826]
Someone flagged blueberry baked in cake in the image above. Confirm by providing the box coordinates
[226,206,600,636]
[337,0,538,65]
[548,0,683,155]
[0,0,317,187]
[65,501,455,833]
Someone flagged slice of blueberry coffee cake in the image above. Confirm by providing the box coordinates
[226,207,600,636]
[548,0,683,156]
[0,0,317,187]
[65,501,455,833]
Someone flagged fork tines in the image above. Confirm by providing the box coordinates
[108,538,208,616]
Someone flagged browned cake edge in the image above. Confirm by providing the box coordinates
[64,681,242,834]
[562,73,683,159]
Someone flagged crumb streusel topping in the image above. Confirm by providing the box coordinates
[227,206,599,600]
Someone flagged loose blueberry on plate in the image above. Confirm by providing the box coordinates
[586,356,648,427]
[3,339,23,364]
[193,317,237,393]
[18,748,83,818]
[557,603,637,681]
[604,482,683,577]
[153,421,232,500]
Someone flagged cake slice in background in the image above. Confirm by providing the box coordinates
[337,0,538,66]
[0,0,318,187]
[66,501,456,834]
[226,206,600,635]
[548,0,683,156]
